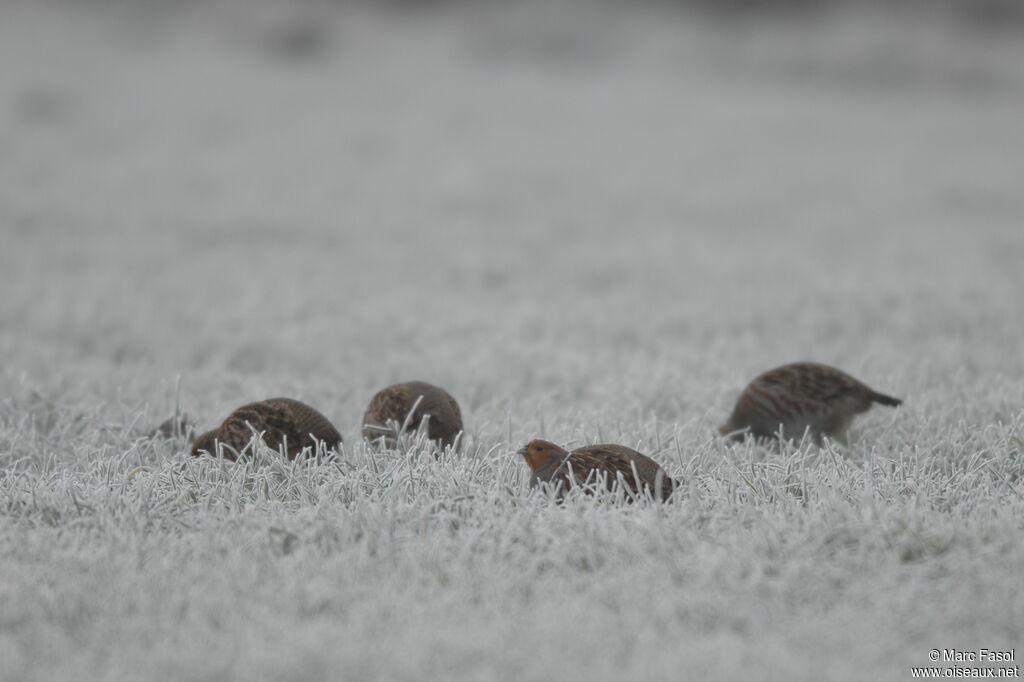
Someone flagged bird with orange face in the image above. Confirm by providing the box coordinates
[720,362,902,444]
[191,397,342,460]
[517,439,675,501]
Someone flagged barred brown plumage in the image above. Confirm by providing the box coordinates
[517,439,675,501]
[191,398,342,460]
[362,381,463,451]
[720,362,902,444]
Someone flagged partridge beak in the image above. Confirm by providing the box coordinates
[516,446,529,457]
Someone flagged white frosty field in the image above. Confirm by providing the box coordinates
[2,1,1023,680]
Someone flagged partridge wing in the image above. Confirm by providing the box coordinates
[572,445,675,500]
[270,398,342,448]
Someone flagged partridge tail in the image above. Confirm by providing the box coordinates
[869,391,902,407]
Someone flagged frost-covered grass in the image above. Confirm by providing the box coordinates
[2,1,1023,680]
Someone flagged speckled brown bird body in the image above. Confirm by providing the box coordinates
[191,397,342,460]
[362,381,463,450]
[518,439,675,501]
[720,362,902,443]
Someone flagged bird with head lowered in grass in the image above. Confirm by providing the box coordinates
[191,397,342,460]
[362,381,463,451]
[517,439,676,501]
[720,361,902,444]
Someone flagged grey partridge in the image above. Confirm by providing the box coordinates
[362,381,463,450]
[720,362,901,443]
[192,397,342,460]
[518,439,675,501]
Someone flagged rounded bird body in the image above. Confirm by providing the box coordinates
[720,362,902,443]
[362,381,463,451]
[191,397,342,460]
[518,439,675,501]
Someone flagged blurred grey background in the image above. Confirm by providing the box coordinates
[2,0,1021,420]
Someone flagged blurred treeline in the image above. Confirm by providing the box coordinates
[378,0,1024,28]
[58,0,1024,28]
[677,0,1024,26]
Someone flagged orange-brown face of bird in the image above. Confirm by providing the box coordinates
[517,439,567,472]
